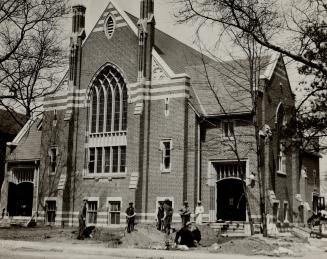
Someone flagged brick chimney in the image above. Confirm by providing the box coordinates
[137,0,155,81]
[69,5,86,87]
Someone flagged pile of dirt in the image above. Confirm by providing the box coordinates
[209,236,277,255]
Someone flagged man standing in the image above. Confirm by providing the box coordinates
[126,202,136,233]
[162,199,173,233]
[179,201,191,227]
[155,201,165,231]
[195,201,204,225]
[77,198,87,240]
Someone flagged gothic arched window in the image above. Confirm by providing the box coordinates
[87,65,128,175]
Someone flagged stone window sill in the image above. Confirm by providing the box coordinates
[83,173,127,179]
[277,170,286,176]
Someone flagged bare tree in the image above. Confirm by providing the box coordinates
[0,0,68,122]
[175,0,327,234]
[176,0,327,76]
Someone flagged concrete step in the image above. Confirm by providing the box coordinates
[0,218,11,228]
[210,222,247,236]
[292,226,310,241]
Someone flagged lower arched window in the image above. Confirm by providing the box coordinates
[86,65,127,175]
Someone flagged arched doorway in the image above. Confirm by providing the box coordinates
[216,178,246,221]
[7,182,33,216]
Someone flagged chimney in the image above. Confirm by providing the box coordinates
[137,0,155,81]
[69,5,86,88]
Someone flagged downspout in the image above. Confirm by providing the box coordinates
[35,160,40,218]
[197,123,201,202]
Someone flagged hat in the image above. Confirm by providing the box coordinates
[129,201,133,204]
[184,200,188,204]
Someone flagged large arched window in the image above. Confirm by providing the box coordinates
[87,65,128,175]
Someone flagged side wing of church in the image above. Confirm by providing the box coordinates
[0,0,322,234]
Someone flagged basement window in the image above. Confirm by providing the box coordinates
[87,201,98,225]
[108,200,121,225]
[46,200,56,224]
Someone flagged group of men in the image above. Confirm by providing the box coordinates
[77,198,205,248]
[155,200,204,248]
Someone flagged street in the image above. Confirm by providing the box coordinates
[0,239,326,259]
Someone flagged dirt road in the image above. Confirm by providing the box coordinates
[0,239,326,259]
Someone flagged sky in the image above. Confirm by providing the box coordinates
[68,0,327,172]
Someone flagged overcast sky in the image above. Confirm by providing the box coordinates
[68,0,326,172]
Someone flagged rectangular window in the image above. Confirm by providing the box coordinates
[88,146,127,175]
[161,140,172,172]
[120,146,126,172]
[222,121,234,138]
[89,148,95,173]
[49,147,57,174]
[96,147,103,173]
[87,201,97,224]
[283,202,288,222]
[109,201,121,224]
[272,202,279,223]
[112,146,119,173]
[104,147,111,173]
[277,152,286,173]
[46,200,56,223]
[318,197,326,211]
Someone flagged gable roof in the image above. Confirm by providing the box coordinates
[186,56,273,116]
[7,117,42,161]
[0,109,26,136]
[126,12,214,74]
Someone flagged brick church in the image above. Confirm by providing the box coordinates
[0,0,322,232]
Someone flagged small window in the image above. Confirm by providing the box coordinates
[96,147,103,173]
[318,197,326,211]
[53,110,57,127]
[88,148,95,173]
[105,15,115,39]
[49,147,57,174]
[46,200,56,223]
[283,202,289,222]
[272,202,279,223]
[165,98,169,117]
[87,201,98,224]
[222,121,234,138]
[160,140,172,172]
[277,145,286,174]
[108,201,121,224]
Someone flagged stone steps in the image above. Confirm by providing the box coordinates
[210,221,249,236]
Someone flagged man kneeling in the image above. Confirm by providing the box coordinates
[174,222,198,248]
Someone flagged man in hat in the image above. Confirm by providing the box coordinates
[195,201,204,225]
[179,200,191,227]
[155,201,165,231]
[77,198,87,240]
[162,199,173,233]
[126,202,136,233]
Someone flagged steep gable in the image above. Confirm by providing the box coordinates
[7,117,42,161]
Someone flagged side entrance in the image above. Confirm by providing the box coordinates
[213,162,246,221]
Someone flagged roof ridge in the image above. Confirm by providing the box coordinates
[125,11,214,63]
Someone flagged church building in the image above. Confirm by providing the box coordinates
[0,0,322,233]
